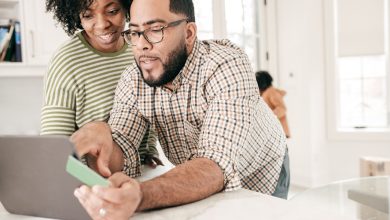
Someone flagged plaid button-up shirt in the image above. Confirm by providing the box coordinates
[109,39,287,194]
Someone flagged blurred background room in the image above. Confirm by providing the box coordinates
[1,0,390,195]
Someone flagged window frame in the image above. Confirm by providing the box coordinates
[193,0,275,73]
[324,0,390,141]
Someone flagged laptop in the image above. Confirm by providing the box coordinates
[0,136,90,220]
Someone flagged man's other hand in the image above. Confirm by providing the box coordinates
[143,154,164,168]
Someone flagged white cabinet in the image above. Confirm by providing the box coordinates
[21,0,68,65]
[0,0,66,135]
[0,0,68,75]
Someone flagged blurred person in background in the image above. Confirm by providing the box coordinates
[256,70,291,138]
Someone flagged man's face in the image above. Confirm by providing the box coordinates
[129,0,189,87]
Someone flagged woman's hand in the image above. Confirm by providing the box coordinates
[74,172,142,220]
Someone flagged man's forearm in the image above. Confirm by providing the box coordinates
[138,158,224,211]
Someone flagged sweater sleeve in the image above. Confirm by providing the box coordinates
[40,60,77,136]
[138,127,159,163]
[41,106,76,136]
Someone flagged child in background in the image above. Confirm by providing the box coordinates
[256,71,291,138]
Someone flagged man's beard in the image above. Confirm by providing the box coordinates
[137,41,188,87]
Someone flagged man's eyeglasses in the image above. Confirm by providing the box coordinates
[121,18,189,46]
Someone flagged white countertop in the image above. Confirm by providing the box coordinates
[0,165,358,220]
[131,189,356,220]
[0,188,356,220]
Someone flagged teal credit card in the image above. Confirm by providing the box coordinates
[66,155,109,187]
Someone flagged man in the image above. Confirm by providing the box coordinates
[72,0,290,219]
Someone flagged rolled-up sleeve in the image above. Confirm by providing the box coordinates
[108,69,148,177]
[191,55,256,191]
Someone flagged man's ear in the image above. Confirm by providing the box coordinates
[185,22,197,51]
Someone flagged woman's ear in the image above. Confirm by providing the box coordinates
[185,22,197,51]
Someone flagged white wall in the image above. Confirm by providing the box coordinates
[0,73,44,135]
[277,0,390,187]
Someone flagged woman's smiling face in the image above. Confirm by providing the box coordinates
[80,0,126,53]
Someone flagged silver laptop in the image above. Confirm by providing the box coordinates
[0,136,89,220]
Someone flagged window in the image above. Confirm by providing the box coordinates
[325,0,390,140]
[192,0,262,70]
[338,55,388,128]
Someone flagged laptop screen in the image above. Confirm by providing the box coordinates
[0,136,89,220]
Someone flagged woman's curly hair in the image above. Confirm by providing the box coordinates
[46,0,130,36]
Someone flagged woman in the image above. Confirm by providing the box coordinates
[41,0,160,166]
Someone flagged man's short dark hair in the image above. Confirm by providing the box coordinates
[46,0,131,36]
[129,0,195,22]
[169,0,195,22]
[255,71,273,92]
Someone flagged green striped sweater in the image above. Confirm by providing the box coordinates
[41,32,158,158]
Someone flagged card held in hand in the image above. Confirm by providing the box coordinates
[66,155,109,187]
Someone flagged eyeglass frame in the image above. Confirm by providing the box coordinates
[121,18,189,46]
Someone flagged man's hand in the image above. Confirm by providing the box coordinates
[70,122,114,177]
[74,173,142,220]
[143,154,164,168]
[74,158,223,218]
